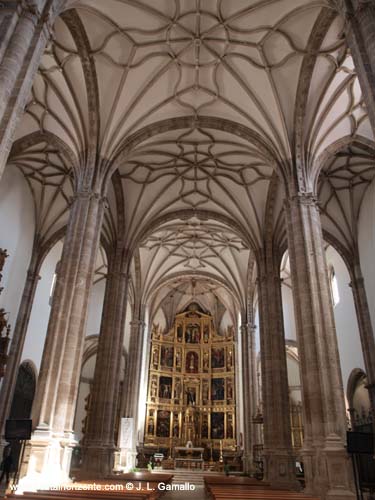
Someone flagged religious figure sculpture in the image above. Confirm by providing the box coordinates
[203,351,209,370]
[186,387,196,405]
[151,378,157,398]
[148,418,154,434]
[175,349,181,369]
[152,347,159,368]
[174,380,182,400]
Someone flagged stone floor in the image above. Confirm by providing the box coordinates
[160,469,207,500]
[162,485,205,500]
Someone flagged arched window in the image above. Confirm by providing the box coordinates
[329,266,340,307]
[49,261,60,305]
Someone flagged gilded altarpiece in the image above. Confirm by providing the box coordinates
[145,306,236,453]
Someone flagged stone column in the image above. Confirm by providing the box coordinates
[80,246,129,477]
[342,0,375,134]
[0,252,41,444]
[19,189,105,490]
[121,318,146,422]
[284,192,355,500]
[119,316,145,468]
[257,254,299,490]
[0,1,53,174]
[240,323,258,475]
[349,263,375,417]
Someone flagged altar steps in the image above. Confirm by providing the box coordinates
[161,469,219,486]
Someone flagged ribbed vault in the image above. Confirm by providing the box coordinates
[5,0,375,320]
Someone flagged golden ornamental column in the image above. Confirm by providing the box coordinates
[284,192,355,500]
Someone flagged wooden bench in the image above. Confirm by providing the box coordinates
[204,475,271,486]
[6,480,163,500]
[206,485,320,500]
[104,473,173,486]
[7,494,152,500]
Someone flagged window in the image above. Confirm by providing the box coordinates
[330,267,340,307]
[49,261,60,305]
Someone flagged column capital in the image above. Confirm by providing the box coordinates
[26,269,41,281]
[71,190,106,203]
[130,320,145,328]
[349,276,365,288]
[286,191,319,208]
[106,271,128,279]
[18,0,43,20]
[240,323,256,334]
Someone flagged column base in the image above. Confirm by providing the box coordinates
[80,444,116,478]
[118,448,137,472]
[242,453,256,477]
[302,435,356,500]
[263,448,301,490]
[17,426,75,493]
[0,437,10,459]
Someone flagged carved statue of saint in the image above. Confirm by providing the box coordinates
[203,383,209,401]
[175,349,181,368]
[203,325,209,342]
[174,380,181,399]
[227,349,233,369]
[187,388,196,405]
[152,348,159,368]
[203,351,209,370]
[189,353,195,371]
[148,418,154,434]
[151,379,157,398]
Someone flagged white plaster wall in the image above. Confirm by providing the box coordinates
[0,166,35,338]
[358,179,375,332]
[326,246,365,391]
[254,308,260,354]
[219,309,232,334]
[286,353,302,404]
[152,308,166,332]
[21,241,63,371]
[123,302,132,353]
[281,285,297,341]
[86,278,106,336]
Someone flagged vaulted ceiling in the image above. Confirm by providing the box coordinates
[7,0,375,320]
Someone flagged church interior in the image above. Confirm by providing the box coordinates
[0,1,375,499]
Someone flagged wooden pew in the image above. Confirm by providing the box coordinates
[206,485,320,500]
[7,494,152,500]
[204,475,271,487]
[6,482,161,500]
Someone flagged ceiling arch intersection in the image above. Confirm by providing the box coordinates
[318,140,375,258]
[116,126,274,252]
[294,11,374,189]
